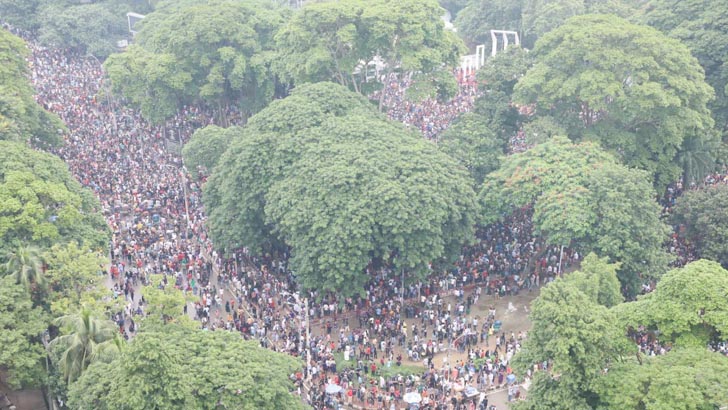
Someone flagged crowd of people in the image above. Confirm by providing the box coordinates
[374,69,480,141]
[17,24,725,408]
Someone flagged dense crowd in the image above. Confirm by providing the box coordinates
[19,27,724,409]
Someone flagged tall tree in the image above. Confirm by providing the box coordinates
[614,259,728,347]
[480,137,671,296]
[639,0,728,136]
[49,307,122,384]
[105,0,286,123]
[265,117,478,295]
[0,276,49,389]
[562,252,623,308]
[67,325,306,410]
[671,184,728,268]
[513,14,715,188]
[2,244,45,292]
[204,82,379,254]
[182,125,239,179]
[275,0,463,107]
[0,141,109,254]
[512,278,633,410]
[0,28,65,147]
[43,242,109,315]
[438,112,507,186]
[595,347,728,410]
[206,82,478,296]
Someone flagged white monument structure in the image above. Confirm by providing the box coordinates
[490,30,520,56]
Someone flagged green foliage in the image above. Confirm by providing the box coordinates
[0,141,110,254]
[468,46,529,142]
[182,125,238,178]
[265,117,478,295]
[521,116,566,146]
[0,28,65,147]
[0,275,49,389]
[455,0,523,47]
[43,242,108,316]
[595,347,728,410]
[640,0,728,133]
[204,82,378,254]
[2,244,45,292]
[36,3,128,58]
[480,137,670,296]
[140,275,196,331]
[513,14,715,188]
[275,0,463,101]
[105,0,286,123]
[512,278,633,410]
[615,259,728,347]
[67,325,306,410]
[206,82,478,296]
[672,184,728,268]
[49,306,122,385]
[562,253,623,307]
[438,112,507,185]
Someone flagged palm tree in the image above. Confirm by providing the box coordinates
[2,244,45,290]
[678,135,717,186]
[49,306,122,384]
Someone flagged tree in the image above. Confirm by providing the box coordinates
[139,275,196,331]
[512,278,633,410]
[438,112,507,185]
[105,0,286,124]
[182,125,238,179]
[0,141,109,253]
[36,3,128,58]
[672,184,728,268]
[595,347,728,410]
[0,276,49,389]
[43,242,109,315]
[2,244,45,292]
[455,0,523,47]
[274,0,464,107]
[480,137,671,296]
[640,0,728,135]
[0,28,65,147]
[206,82,478,296]
[49,307,122,384]
[204,82,379,254]
[67,325,306,410]
[614,259,728,347]
[562,252,623,308]
[513,14,715,188]
[265,116,478,296]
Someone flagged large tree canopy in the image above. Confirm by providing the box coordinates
[0,275,49,389]
[512,278,633,410]
[265,117,478,294]
[513,14,715,188]
[67,325,306,410]
[671,184,728,268]
[480,137,670,296]
[104,0,286,123]
[0,141,109,254]
[182,125,239,179]
[205,82,478,296]
[274,0,463,105]
[0,28,65,147]
[614,259,728,348]
[639,0,728,134]
[595,347,728,410]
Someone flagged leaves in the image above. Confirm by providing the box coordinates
[514,14,716,188]
[0,275,49,389]
[67,325,306,410]
[672,184,728,268]
[480,137,671,296]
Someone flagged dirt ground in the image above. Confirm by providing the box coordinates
[310,287,541,409]
[0,376,45,410]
